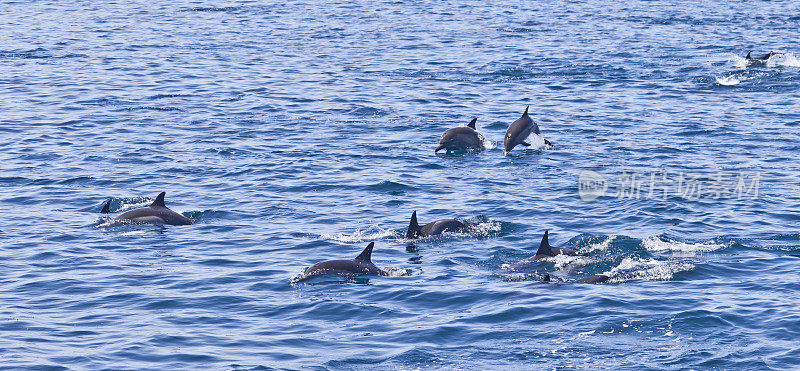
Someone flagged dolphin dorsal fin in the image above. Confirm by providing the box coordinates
[355,242,375,262]
[746,51,752,59]
[151,192,166,207]
[406,210,421,239]
[535,230,555,257]
[523,105,529,115]
[467,118,477,130]
[101,199,112,213]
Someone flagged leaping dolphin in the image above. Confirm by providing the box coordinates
[504,106,552,153]
[435,118,486,153]
[100,192,193,226]
[293,242,388,282]
[405,210,467,239]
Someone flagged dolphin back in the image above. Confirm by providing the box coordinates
[355,242,375,262]
[534,230,555,257]
[406,211,422,238]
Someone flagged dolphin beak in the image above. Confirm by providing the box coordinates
[435,144,445,152]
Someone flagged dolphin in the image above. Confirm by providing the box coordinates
[294,242,388,282]
[101,192,193,225]
[509,230,578,269]
[745,51,779,61]
[435,118,486,153]
[504,106,552,153]
[532,230,577,258]
[405,210,466,239]
[577,274,610,283]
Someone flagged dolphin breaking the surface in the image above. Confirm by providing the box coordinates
[405,210,467,239]
[435,118,486,153]
[101,192,193,226]
[293,242,387,283]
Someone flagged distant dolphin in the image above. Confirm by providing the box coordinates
[509,230,578,268]
[533,230,577,258]
[577,274,610,283]
[101,192,193,225]
[294,242,387,282]
[745,51,780,61]
[435,118,485,153]
[405,210,467,239]
[504,106,552,152]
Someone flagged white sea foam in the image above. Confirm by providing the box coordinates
[716,75,741,85]
[466,218,502,237]
[583,235,616,253]
[477,132,496,150]
[550,254,593,270]
[642,236,726,253]
[766,53,800,68]
[604,257,694,281]
[320,225,399,243]
[732,55,749,69]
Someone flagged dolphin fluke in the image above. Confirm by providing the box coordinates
[467,118,477,130]
[406,211,421,239]
[355,242,375,262]
[535,230,555,257]
[101,199,112,213]
[151,192,166,208]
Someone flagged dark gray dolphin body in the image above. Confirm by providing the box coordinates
[534,230,577,258]
[435,118,485,153]
[577,274,610,283]
[512,230,577,267]
[101,192,193,226]
[294,242,387,282]
[504,106,552,152]
[745,51,779,61]
[405,210,466,239]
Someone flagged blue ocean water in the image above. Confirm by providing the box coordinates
[1,0,800,368]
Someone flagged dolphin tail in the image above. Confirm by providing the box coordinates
[101,199,112,213]
[746,51,752,59]
[151,192,166,207]
[355,242,375,262]
[467,117,477,130]
[406,210,422,239]
[544,138,553,147]
[535,230,555,257]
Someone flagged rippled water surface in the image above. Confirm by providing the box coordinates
[2,0,800,369]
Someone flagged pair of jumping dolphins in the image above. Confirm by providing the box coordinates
[435,106,552,154]
[295,212,609,284]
